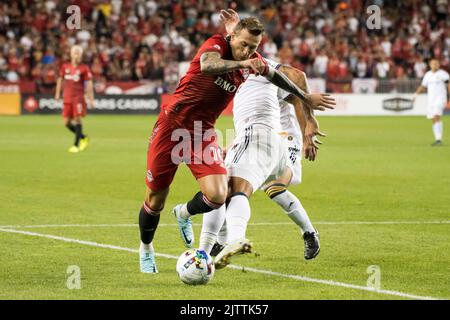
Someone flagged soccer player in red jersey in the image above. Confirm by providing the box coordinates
[138,16,335,273]
[55,45,95,153]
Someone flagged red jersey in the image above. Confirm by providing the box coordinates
[59,63,92,103]
[166,34,259,131]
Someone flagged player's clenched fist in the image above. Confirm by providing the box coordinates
[241,58,268,76]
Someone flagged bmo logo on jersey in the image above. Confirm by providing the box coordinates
[64,70,81,82]
[214,76,237,93]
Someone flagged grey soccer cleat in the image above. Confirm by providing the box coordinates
[431,140,442,146]
[214,238,252,269]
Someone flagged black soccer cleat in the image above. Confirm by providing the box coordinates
[431,140,442,146]
[303,231,320,260]
[210,242,225,257]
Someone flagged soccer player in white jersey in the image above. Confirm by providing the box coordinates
[413,59,450,146]
[208,75,324,264]
[211,66,325,268]
[260,82,323,259]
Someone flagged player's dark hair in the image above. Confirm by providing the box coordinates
[234,17,264,36]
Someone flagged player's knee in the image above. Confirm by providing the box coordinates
[229,177,253,197]
[145,188,169,212]
[203,187,227,206]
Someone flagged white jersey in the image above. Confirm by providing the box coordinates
[421,69,449,108]
[229,62,307,188]
[277,90,303,185]
[279,100,302,140]
[277,88,303,140]
[233,58,282,136]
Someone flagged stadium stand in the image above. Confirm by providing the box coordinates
[0,0,449,93]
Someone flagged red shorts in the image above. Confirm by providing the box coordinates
[63,99,86,118]
[145,111,226,191]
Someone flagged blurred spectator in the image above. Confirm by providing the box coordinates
[381,36,392,58]
[413,56,427,78]
[6,70,19,82]
[0,52,7,77]
[262,37,277,60]
[42,49,56,65]
[278,41,294,65]
[356,56,368,78]
[118,59,133,81]
[313,49,328,78]
[326,54,340,80]
[39,63,57,93]
[375,56,390,79]
[91,56,104,81]
[135,50,149,80]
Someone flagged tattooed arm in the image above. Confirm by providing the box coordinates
[200,52,242,74]
[265,66,335,111]
[280,66,314,120]
[267,67,308,101]
[200,51,267,75]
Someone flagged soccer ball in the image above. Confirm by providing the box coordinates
[176,248,215,285]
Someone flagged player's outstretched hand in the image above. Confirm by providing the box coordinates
[305,117,326,148]
[305,93,336,111]
[220,9,240,34]
[241,58,267,76]
[303,139,318,161]
[303,116,326,160]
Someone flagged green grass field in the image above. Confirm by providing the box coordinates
[0,115,449,300]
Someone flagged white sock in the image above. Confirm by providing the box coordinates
[433,121,443,141]
[271,190,315,234]
[199,205,226,254]
[139,242,154,254]
[226,195,251,243]
[217,220,228,245]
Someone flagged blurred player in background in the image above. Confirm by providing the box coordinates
[55,45,95,153]
[138,14,334,274]
[413,59,450,146]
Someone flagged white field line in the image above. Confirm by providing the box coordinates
[0,220,449,229]
[0,227,443,301]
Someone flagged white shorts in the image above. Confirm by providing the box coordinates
[285,135,302,185]
[225,125,288,193]
[427,102,446,119]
